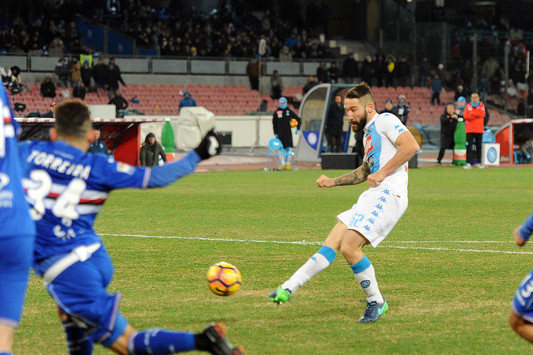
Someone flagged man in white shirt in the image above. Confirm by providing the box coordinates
[268,82,420,322]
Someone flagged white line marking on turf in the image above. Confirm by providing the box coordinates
[381,245,533,255]
[390,240,511,244]
[100,233,324,246]
[100,233,533,255]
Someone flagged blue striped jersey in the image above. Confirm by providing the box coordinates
[18,140,148,261]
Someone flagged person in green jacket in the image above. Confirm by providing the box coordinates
[140,132,167,166]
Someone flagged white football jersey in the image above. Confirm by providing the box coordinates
[363,112,410,189]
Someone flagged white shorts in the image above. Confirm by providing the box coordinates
[337,184,408,248]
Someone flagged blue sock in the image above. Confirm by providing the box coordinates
[129,329,195,355]
[317,245,337,264]
[349,255,371,274]
[0,352,12,355]
[62,320,93,355]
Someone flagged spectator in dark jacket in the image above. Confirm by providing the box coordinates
[54,58,70,88]
[437,103,458,165]
[270,70,284,100]
[436,63,447,84]
[108,89,128,117]
[245,57,264,91]
[396,56,411,87]
[108,57,122,74]
[360,56,375,86]
[431,74,442,105]
[81,60,92,90]
[273,97,301,150]
[88,129,108,155]
[342,53,359,84]
[72,80,86,100]
[454,85,465,101]
[92,58,108,90]
[325,94,345,152]
[140,132,167,167]
[317,61,329,83]
[375,54,385,87]
[419,56,432,87]
[106,63,126,99]
[179,91,197,113]
[380,99,394,114]
[302,76,318,95]
[40,76,56,98]
[393,95,410,125]
[328,62,339,84]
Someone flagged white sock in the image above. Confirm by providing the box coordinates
[351,255,384,303]
[281,246,336,293]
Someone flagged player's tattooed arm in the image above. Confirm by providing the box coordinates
[333,161,370,186]
[316,162,370,188]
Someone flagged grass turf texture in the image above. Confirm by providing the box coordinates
[14,166,533,354]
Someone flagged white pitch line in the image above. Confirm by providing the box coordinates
[100,233,323,246]
[100,233,533,255]
[389,240,512,244]
[381,245,533,255]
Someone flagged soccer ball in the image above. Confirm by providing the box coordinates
[206,262,242,296]
[290,118,299,127]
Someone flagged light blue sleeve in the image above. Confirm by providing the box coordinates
[147,150,201,188]
[519,213,533,241]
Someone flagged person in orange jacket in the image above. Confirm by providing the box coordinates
[462,92,486,168]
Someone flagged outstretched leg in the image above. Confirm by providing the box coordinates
[268,222,346,304]
[109,322,243,355]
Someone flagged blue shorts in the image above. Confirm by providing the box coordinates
[35,246,127,347]
[0,235,34,327]
[512,269,533,323]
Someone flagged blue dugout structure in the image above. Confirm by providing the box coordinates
[295,84,355,162]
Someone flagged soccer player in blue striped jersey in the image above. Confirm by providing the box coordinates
[269,82,420,323]
[0,87,35,355]
[18,100,242,355]
[510,212,533,343]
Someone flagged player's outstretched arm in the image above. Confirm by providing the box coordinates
[316,161,370,188]
[513,228,527,247]
[193,129,222,160]
[514,212,533,247]
[147,130,221,188]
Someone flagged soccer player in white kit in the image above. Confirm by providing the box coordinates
[269,82,420,322]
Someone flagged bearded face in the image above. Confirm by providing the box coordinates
[350,107,368,133]
[344,97,370,133]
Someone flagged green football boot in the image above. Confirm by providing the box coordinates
[267,286,291,305]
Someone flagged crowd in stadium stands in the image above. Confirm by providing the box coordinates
[1,0,533,119]
[0,0,334,60]
[441,18,533,116]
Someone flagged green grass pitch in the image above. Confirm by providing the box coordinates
[14,166,533,354]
